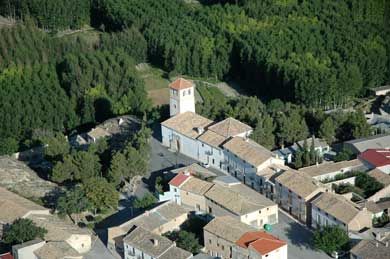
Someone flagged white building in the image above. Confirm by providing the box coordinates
[161,78,284,186]
[123,226,192,259]
[169,78,196,117]
[311,192,372,233]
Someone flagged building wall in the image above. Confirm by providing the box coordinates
[169,88,195,117]
[66,234,92,254]
[378,165,390,174]
[124,243,157,259]
[161,126,199,160]
[198,142,225,171]
[13,241,45,259]
[249,244,287,259]
[311,205,348,231]
[180,190,208,212]
[240,205,278,229]
[275,183,309,223]
[204,230,234,259]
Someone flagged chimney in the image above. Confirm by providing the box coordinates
[376,242,379,247]
[197,127,204,135]
[119,118,124,125]
[183,170,190,176]
[152,239,159,246]
[386,242,388,247]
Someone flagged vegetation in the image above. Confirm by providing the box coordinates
[355,172,384,197]
[92,0,390,108]
[0,0,91,30]
[334,148,355,162]
[321,171,361,184]
[164,230,202,254]
[133,193,157,210]
[56,186,91,224]
[3,218,47,245]
[373,213,390,228]
[313,226,349,254]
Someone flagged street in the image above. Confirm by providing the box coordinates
[271,212,331,259]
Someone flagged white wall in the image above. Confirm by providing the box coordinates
[378,165,390,174]
[198,142,225,170]
[124,244,154,259]
[311,205,347,231]
[13,241,45,259]
[161,125,199,160]
[169,88,195,117]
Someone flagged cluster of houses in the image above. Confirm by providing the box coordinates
[0,187,94,259]
[1,78,390,259]
[107,165,287,259]
[157,78,390,258]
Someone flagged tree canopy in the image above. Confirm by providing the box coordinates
[3,218,47,245]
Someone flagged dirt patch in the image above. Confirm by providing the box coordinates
[148,88,170,106]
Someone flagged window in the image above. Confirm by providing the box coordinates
[222,245,224,251]
[183,91,185,96]
[174,188,177,192]
[202,143,204,147]
[208,207,212,213]
[188,89,191,95]
[173,104,176,109]
[209,239,212,244]
[212,159,215,164]
[259,210,261,214]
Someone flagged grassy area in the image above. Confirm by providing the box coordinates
[137,64,170,91]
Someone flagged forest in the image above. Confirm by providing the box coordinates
[0,0,389,152]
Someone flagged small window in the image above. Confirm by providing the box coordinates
[183,91,185,96]
[202,143,204,147]
[222,245,224,250]
[188,89,191,94]
[209,239,212,244]
[267,208,269,211]
[259,210,261,214]
[298,195,302,199]
[212,159,215,164]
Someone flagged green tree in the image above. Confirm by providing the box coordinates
[38,132,70,162]
[51,151,101,184]
[3,218,47,245]
[133,193,157,210]
[83,177,118,213]
[355,173,384,197]
[319,117,336,144]
[334,148,354,162]
[56,186,91,224]
[314,226,349,254]
[0,137,18,155]
[164,230,201,254]
[251,114,275,149]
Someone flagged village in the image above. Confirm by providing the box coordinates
[0,78,389,259]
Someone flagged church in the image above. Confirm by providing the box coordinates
[160,78,284,190]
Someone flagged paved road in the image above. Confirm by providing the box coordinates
[271,212,330,259]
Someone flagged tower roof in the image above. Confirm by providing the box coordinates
[169,78,194,90]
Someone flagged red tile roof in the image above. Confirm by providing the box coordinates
[236,231,286,255]
[168,173,190,187]
[359,149,390,167]
[0,253,13,259]
[169,78,193,90]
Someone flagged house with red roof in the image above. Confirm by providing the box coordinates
[204,216,287,259]
[0,252,13,259]
[359,149,390,174]
[158,171,192,205]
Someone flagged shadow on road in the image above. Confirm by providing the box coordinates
[286,222,316,249]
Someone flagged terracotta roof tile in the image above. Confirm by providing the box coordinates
[208,117,252,138]
[169,173,191,187]
[169,78,194,90]
[249,236,286,255]
[161,111,213,139]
